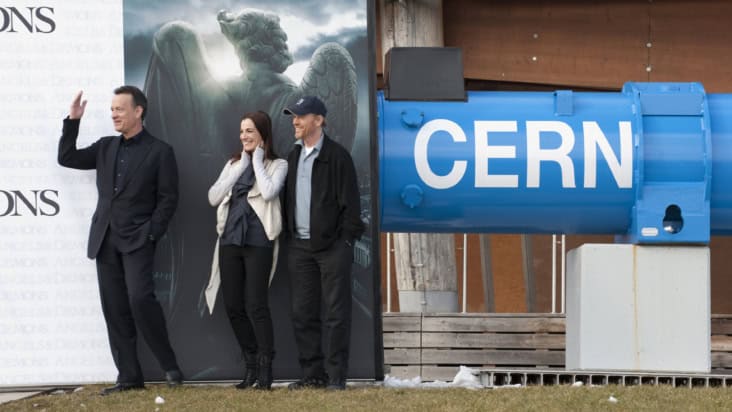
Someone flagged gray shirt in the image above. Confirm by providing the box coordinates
[294,134,324,239]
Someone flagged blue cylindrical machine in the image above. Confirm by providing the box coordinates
[378,82,732,244]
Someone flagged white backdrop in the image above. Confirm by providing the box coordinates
[0,0,123,386]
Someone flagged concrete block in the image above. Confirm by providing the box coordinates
[566,244,710,373]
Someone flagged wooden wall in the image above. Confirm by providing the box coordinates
[444,0,732,91]
[377,0,732,314]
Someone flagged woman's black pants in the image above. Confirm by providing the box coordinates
[219,244,274,360]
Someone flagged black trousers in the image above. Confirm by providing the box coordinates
[219,244,274,361]
[288,238,353,382]
[95,230,179,385]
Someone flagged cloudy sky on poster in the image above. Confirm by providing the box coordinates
[123,0,367,85]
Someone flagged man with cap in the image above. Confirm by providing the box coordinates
[282,96,364,390]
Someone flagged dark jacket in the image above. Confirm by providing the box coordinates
[284,134,364,252]
[57,118,179,258]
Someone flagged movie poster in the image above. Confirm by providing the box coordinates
[123,0,379,380]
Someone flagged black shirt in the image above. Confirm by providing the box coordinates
[114,129,146,194]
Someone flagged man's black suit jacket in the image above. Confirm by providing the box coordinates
[58,118,178,259]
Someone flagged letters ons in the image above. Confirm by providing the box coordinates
[0,6,55,33]
[0,190,60,217]
[414,119,633,190]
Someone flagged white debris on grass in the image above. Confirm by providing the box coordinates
[608,395,618,403]
[155,395,165,405]
[73,387,84,393]
[384,366,485,389]
[51,389,65,395]
[572,381,584,387]
[451,366,484,389]
[384,375,423,388]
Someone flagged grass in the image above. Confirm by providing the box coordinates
[3,384,732,412]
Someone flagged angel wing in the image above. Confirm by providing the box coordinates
[143,21,242,323]
[144,21,239,157]
[269,42,358,157]
[299,42,358,151]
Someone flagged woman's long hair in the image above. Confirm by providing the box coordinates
[231,110,277,163]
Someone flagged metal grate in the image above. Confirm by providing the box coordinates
[478,368,732,388]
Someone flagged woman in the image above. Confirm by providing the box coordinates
[206,111,287,390]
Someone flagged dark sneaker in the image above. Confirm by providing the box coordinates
[288,376,327,390]
[326,379,346,391]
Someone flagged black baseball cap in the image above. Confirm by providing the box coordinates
[283,96,327,116]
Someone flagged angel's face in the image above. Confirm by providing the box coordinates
[240,118,263,153]
[110,93,142,138]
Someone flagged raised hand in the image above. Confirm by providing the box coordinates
[252,145,264,164]
[69,90,87,119]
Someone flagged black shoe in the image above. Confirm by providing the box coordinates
[100,383,144,396]
[165,369,184,387]
[326,379,346,391]
[288,376,327,390]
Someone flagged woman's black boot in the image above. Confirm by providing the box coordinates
[235,352,258,389]
[255,353,272,390]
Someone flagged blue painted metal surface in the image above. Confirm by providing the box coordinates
[378,82,732,244]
